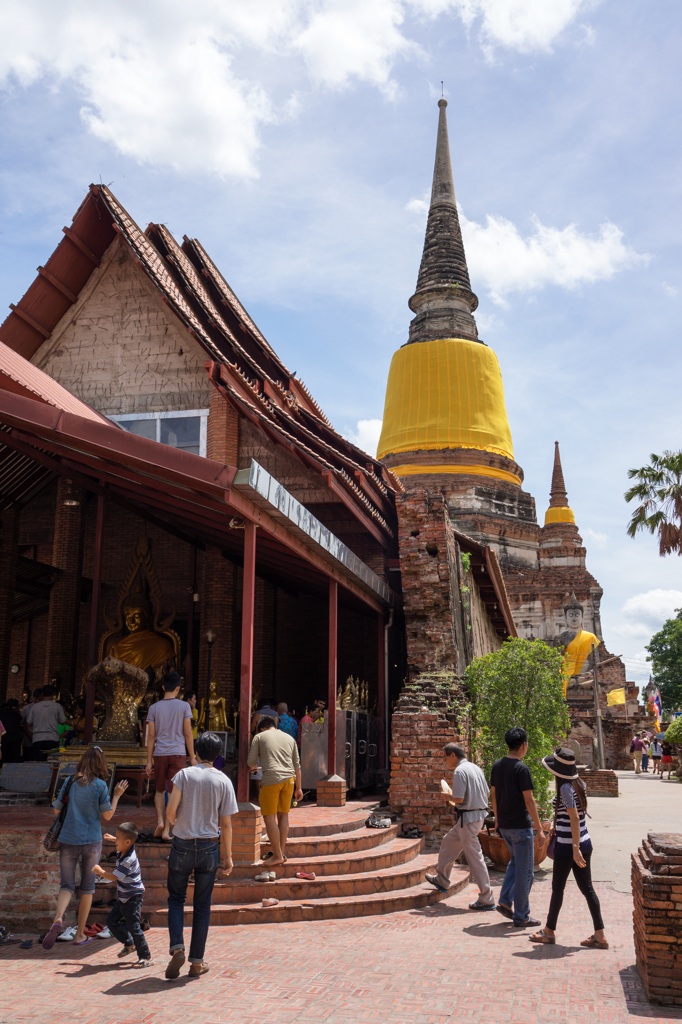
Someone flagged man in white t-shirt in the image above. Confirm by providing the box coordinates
[145,672,195,840]
[164,731,238,980]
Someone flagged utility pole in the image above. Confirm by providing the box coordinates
[591,644,606,769]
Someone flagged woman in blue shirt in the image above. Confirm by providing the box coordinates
[42,747,128,949]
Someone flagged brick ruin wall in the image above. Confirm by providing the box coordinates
[632,832,682,1006]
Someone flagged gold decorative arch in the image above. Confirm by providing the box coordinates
[97,533,180,669]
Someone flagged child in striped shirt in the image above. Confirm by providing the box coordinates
[92,821,152,967]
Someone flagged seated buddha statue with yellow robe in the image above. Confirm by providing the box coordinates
[108,596,175,676]
[554,594,600,697]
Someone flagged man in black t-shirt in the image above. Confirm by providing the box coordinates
[490,726,545,928]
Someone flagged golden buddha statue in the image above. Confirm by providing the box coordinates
[554,593,600,697]
[108,595,175,676]
[198,677,228,732]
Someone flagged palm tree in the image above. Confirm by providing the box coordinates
[625,450,682,555]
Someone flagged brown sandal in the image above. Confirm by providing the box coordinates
[529,930,555,944]
[581,935,609,949]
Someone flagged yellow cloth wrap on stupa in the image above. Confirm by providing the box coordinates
[377,338,515,478]
[544,506,576,525]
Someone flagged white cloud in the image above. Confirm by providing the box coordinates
[610,589,682,644]
[0,0,596,179]
[411,0,594,53]
[295,0,417,97]
[459,211,649,305]
[346,418,383,457]
[663,282,679,297]
[584,526,609,550]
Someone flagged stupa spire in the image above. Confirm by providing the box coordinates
[544,442,576,525]
[549,441,569,508]
[407,99,480,345]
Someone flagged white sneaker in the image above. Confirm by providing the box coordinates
[95,927,112,939]
[57,926,76,941]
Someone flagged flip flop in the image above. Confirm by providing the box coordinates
[20,940,33,949]
[73,937,93,946]
[581,935,609,949]
[295,871,316,880]
[262,898,279,908]
[41,921,63,951]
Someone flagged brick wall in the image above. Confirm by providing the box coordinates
[632,832,682,1005]
[389,674,468,844]
[0,829,64,931]
[577,767,619,797]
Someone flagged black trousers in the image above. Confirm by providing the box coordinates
[546,848,604,932]
[106,896,151,959]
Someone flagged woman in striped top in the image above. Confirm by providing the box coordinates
[529,747,608,949]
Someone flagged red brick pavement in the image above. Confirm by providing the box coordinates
[1,874,680,1024]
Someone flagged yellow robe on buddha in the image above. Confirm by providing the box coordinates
[562,630,599,696]
[109,630,175,672]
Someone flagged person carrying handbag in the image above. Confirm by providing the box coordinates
[529,747,608,949]
[42,747,128,950]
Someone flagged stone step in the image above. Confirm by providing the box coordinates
[90,863,470,927]
[259,823,400,858]
[98,835,421,892]
[90,847,436,913]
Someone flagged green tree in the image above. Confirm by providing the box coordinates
[646,610,682,712]
[625,450,682,555]
[465,638,570,816]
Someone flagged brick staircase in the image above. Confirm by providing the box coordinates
[90,805,470,926]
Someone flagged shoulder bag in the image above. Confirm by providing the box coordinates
[546,802,558,861]
[43,775,75,852]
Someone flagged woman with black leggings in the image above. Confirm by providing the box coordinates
[529,747,608,949]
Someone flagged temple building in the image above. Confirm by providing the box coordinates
[0,175,513,821]
[378,98,650,798]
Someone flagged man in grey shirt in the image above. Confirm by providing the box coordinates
[425,743,495,910]
[165,731,238,980]
[26,686,66,760]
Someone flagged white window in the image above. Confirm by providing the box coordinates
[109,409,209,457]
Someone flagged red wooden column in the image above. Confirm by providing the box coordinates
[377,612,386,769]
[237,521,257,803]
[84,492,105,746]
[327,579,338,775]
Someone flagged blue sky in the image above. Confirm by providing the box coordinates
[1,0,681,682]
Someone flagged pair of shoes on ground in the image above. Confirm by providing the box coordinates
[165,951,209,980]
[254,871,276,881]
[84,923,111,938]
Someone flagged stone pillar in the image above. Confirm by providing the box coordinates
[317,774,347,807]
[232,802,263,866]
[43,478,85,693]
[632,832,682,1005]
[0,506,19,702]
[198,388,240,709]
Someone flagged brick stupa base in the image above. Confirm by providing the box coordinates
[632,832,682,1005]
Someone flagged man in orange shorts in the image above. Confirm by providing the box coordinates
[247,716,302,866]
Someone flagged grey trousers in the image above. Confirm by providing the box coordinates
[435,818,494,904]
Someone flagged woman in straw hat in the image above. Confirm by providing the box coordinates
[529,747,608,948]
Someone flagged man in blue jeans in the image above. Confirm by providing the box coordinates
[490,727,546,928]
[164,731,238,979]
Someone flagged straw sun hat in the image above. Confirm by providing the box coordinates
[542,747,579,780]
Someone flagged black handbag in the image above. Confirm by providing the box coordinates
[43,775,75,852]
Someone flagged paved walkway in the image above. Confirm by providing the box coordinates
[588,770,680,893]
[2,869,681,1024]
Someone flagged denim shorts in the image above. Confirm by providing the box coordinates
[59,841,102,895]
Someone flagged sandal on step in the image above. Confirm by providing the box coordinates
[296,871,316,880]
[254,871,276,882]
[581,935,609,949]
[529,930,555,944]
[262,898,279,908]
